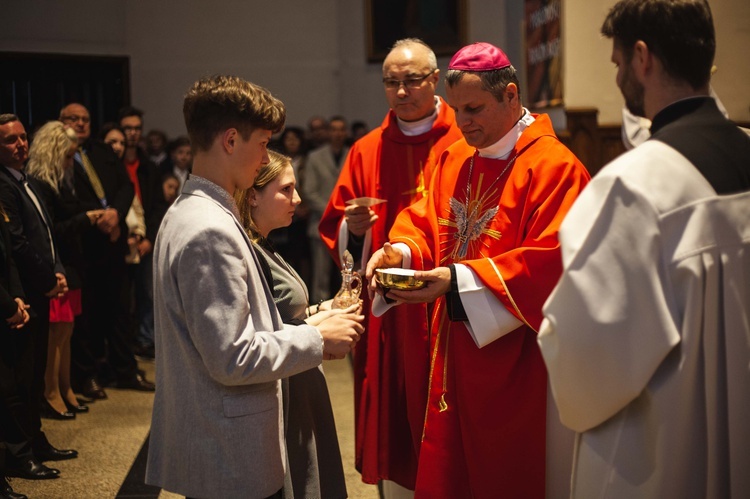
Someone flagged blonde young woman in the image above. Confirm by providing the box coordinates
[26,121,104,418]
[235,150,350,499]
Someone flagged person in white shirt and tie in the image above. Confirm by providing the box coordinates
[0,113,77,481]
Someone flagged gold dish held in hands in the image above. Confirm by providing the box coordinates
[375,268,426,290]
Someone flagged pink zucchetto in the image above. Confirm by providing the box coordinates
[448,42,512,71]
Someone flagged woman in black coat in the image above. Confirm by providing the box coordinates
[26,121,104,418]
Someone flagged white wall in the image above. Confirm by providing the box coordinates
[2,0,748,137]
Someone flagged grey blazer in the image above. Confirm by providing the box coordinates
[145,177,324,499]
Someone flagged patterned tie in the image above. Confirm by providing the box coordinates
[79,148,107,207]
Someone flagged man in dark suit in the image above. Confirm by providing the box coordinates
[0,189,34,499]
[59,103,154,397]
[118,106,168,360]
[0,114,77,481]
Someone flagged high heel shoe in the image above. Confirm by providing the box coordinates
[40,399,75,420]
[64,399,89,413]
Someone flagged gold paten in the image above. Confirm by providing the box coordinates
[375,268,426,290]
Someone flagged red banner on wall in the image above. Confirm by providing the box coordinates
[524,0,563,108]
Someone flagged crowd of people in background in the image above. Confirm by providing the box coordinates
[0,97,370,498]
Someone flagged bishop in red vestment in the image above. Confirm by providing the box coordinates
[319,39,462,490]
[366,43,590,498]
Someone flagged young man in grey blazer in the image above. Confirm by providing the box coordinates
[145,75,364,499]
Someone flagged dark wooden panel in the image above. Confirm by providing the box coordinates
[558,107,626,177]
[0,52,130,136]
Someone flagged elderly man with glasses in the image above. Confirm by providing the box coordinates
[58,103,154,400]
[319,38,462,498]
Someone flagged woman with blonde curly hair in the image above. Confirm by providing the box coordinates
[27,121,104,418]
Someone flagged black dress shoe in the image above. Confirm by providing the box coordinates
[40,400,75,420]
[133,343,155,360]
[34,445,78,462]
[75,393,94,404]
[64,399,89,413]
[5,459,60,480]
[79,377,107,400]
[1,477,28,499]
[115,373,155,392]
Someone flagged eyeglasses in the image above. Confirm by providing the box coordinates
[61,115,90,124]
[382,69,437,90]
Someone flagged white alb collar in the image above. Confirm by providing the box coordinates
[478,109,535,159]
[397,97,441,136]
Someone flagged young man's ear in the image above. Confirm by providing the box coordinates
[222,128,238,154]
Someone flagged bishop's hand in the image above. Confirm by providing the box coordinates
[386,267,451,304]
[365,242,403,298]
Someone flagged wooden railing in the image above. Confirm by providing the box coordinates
[556,107,626,177]
[557,107,750,177]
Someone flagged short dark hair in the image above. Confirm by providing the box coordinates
[307,116,327,130]
[601,0,715,90]
[183,75,286,152]
[351,121,367,132]
[168,136,191,153]
[280,126,304,142]
[276,126,306,150]
[118,106,144,123]
[329,115,347,126]
[445,66,521,103]
[98,122,123,142]
[0,114,19,126]
[147,129,168,143]
[162,171,179,183]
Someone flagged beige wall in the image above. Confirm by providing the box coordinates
[706,0,750,122]
[564,0,750,124]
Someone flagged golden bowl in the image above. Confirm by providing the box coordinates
[375,268,425,290]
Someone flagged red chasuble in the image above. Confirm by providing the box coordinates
[319,98,462,488]
[389,114,590,498]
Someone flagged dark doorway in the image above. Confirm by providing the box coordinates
[0,52,130,136]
